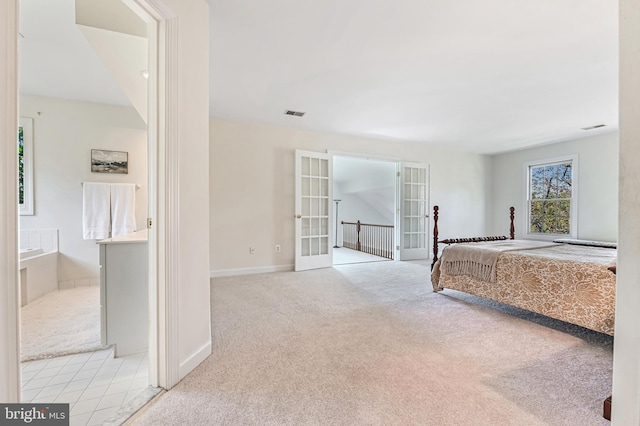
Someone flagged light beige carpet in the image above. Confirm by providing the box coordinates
[20,286,104,362]
[130,260,612,425]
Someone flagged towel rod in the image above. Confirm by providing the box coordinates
[81,182,141,189]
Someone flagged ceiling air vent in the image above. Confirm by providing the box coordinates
[284,110,306,117]
[581,124,606,131]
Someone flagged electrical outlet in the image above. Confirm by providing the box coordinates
[249,247,255,254]
[275,244,281,253]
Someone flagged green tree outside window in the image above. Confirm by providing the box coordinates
[529,162,572,234]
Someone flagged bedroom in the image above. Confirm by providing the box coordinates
[3,0,640,424]
[209,121,619,275]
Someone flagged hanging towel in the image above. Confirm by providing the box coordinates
[82,183,111,240]
[110,183,137,238]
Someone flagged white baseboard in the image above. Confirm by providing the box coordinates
[179,340,211,380]
[210,264,294,278]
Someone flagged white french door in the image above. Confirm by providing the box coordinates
[295,150,333,271]
[397,162,429,260]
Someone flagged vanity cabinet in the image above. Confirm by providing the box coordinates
[98,230,148,357]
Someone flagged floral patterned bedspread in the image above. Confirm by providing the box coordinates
[431,244,617,335]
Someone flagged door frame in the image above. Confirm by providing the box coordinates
[328,150,402,260]
[0,0,20,402]
[328,152,430,262]
[126,0,181,389]
[0,0,182,401]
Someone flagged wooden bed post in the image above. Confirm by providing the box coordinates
[509,207,515,240]
[431,205,515,270]
[431,206,439,270]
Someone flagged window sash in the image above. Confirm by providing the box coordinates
[525,156,577,238]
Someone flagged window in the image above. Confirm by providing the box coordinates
[19,117,34,215]
[526,156,577,237]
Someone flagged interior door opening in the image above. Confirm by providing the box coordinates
[295,152,430,268]
[16,0,158,419]
[332,155,396,266]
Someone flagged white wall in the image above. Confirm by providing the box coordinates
[333,188,393,247]
[334,156,395,225]
[612,0,640,422]
[334,188,393,225]
[491,131,618,241]
[0,0,20,402]
[210,117,492,274]
[19,95,148,286]
[163,0,212,381]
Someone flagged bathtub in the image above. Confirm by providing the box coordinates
[19,248,43,259]
[19,229,59,307]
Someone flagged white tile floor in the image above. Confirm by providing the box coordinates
[21,348,152,426]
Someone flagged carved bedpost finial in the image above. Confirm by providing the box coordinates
[509,206,515,240]
[432,206,439,270]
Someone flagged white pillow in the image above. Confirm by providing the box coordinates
[553,238,617,249]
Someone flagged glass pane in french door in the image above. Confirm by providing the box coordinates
[301,158,330,257]
[403,165,427,249]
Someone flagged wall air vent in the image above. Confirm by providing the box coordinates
[581,124,606,131]
[284,110,306,117]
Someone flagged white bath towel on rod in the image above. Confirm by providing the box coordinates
[81,182,140,189]
[82,183,111,240]
[110,183,137,238]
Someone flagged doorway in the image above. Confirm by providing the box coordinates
[4,0,206,406]
[332,156,396,265]
[16,1,156,422]
[294,150,430,271]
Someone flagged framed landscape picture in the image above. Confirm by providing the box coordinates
[91,149,128,174]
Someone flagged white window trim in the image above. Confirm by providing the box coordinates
[523,154,578,240]
[19,117,34,216]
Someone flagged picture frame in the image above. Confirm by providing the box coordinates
[91,149,128,174]
[19,117,34,215]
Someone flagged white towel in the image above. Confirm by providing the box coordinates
[110,183,137,238]
[82,183,111,240]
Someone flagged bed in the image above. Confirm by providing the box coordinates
[430,206,617,335]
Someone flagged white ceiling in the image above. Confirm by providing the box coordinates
[18,0,131,107]
[19,0,618,154]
